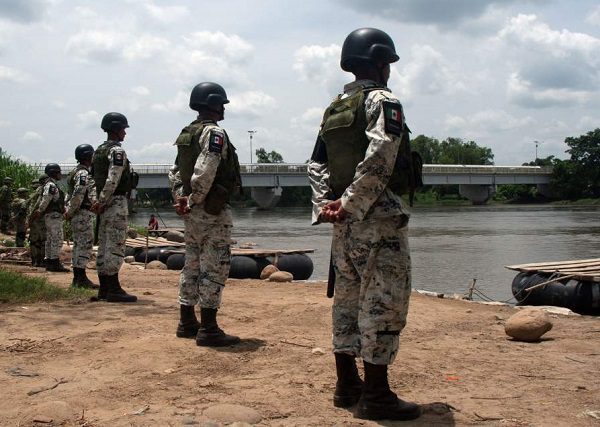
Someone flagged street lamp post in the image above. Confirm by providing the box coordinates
[533,140,543,162]
[248,130,257,167]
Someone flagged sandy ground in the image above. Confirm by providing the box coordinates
[1,262,599,427]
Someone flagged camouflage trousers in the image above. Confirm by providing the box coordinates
[178,206,232,308]
[44,212,64,260]
[70,209,94,269]
[331,215,412,365]
[29,218,46,261]
[96,196,128,276]
[0,206,9,232]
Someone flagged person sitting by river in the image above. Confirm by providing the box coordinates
[148,214,159,230]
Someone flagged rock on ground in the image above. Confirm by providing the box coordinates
[146,260,167,270]
[505,307,553,342]
[267,271,293,282]
[260,264,279,280]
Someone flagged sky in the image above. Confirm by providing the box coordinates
[0,0,599,167]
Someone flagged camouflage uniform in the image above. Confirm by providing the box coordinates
[37,178,64,260]
[27,179,47,264]
[309,80,412,365]
[0,181,12,233]
[175,123,235,309]
[11,194,28,246]
[66,166,97,269]
[95,142,129,276]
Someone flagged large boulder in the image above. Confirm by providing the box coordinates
[146,260,167,270]
[505,308,553,342]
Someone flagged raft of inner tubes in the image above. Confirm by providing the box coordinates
[511,272,600,315]
[127,247,314,280]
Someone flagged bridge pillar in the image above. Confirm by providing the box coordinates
[459,184,495,205]
[250,186,282,209]
[536,184,553,198]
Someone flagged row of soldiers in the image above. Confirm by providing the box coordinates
[0,177,31,247]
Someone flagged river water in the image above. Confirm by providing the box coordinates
[130,205,600,302]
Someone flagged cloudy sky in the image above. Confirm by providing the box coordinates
[0,0,599,166]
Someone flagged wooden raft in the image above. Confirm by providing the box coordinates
[126,236,185,248]
[165,248,315,257]
[505,258,600,282]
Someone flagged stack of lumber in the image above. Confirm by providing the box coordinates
[506,258,600,282]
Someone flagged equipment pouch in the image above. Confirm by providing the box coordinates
[204,184,229,215]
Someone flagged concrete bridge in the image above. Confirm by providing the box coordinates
[37,163,553,208]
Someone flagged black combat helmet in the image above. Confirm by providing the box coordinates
[340,28,399,72]
[75,144,95,162]
[44,163,61,176]
[101,112,129,132]
[3,177,13,184]
[17,188,28,196]
[189,82,230,112]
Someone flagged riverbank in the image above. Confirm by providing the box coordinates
[1,264,599,426]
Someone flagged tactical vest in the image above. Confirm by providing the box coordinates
[27,183,45,217]
[175,120,242,214]
[318,87,422,204]
[92,141,132,196]
[67,165,92,210]
[45,182,65,214]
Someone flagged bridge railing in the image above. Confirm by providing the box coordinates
[30,163,553,175]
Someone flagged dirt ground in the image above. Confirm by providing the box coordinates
[1,262,599,427]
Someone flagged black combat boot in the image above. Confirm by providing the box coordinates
[196,308,240,347]
[95,275,108,301]
[46,258,69,272]
[333,353,364,408]
[176,305,201,338]
[71,268,99,289]
[355,362,421,421]
[105,274,137,303]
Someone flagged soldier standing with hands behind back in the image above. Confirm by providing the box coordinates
[309,28,421,421]
[170,82,242,347]
[65,144,98,289]
[92,112,137,303]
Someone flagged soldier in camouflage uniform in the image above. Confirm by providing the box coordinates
[0,176,13,234]
[27,175,48,266]
[11,188,29,247]
[169,82,242,347]
[308,28,421,421]
[92,112,137,303]
[65,144,98,289]
[32,164,69,272]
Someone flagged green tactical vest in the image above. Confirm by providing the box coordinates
[318,87,421,202]
[92,141,132,196]
[45,181,65,214]
[68,164,92,210]
[175,120,242,214]
[27,182,46,217]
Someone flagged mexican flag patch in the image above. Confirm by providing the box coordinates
[383,100,403,136]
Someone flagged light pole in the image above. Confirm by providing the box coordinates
[533,140,542,161]
[248,130,257,165]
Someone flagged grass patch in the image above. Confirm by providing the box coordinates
[0,268,94,304]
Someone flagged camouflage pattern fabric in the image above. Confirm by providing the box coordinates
[10,197,28,233]
[66,166,97,269]
[44,212,63,259]
[309,79,413,365]
[0,184,12,232]
[96,195,128,276]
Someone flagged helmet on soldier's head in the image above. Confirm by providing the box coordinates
[101,112,129,132]
[75,144,95,162]
[3,177,13,184]
[17,188,28,196]
[44,163,61,176]
[340,28,399,72]
[189,82,229,112]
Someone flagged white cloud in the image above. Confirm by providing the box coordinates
[127,141,175,162]
[151,91,189,114]
[444,109,534,134]
[507,73,591,108]
[228,91,277,118]
[0,119,11,128]
[65,30,170,63]
[77,110,101,129]
[293,44,345,96]
[291,107,323,131]
[23,131,43,142]
[587,6,600,26]
[144,3,188,24]
[0,65,30,83]
[132,86,150,96]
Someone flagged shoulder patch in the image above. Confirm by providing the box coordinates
[383,100,403,137]
[112,150,124,166]
[49,185,57,195]
[208,129,225,154]
[79,174,87,186]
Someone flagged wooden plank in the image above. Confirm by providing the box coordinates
[165,248,315,257]
[506,258,600,270]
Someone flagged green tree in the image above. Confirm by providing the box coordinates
[438,138,494,165]
[564,128,600,197]
[255,148,283,163]
[411,135,441,164]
